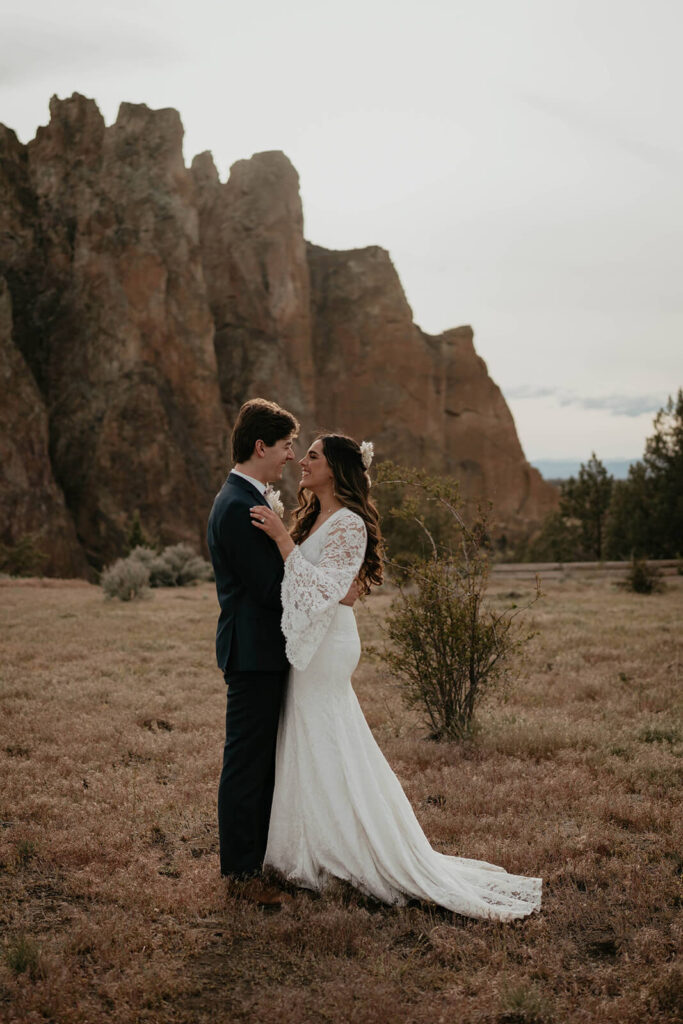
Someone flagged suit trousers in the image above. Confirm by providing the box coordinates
[218,669,287,878]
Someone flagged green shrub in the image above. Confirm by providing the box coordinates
[126,510,153,553]
[619,556,664,594]
[4,935,42,979]
[523,510,585,563]
[0,534,48,576]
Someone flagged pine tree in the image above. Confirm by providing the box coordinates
[642,389,683,556]
[606,390,683,558]
[560,453,613,560]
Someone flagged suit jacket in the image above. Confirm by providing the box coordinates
[207,472,287,673]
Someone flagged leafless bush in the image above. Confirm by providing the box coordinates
[374,462,539,741]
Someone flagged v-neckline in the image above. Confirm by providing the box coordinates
[303,507,345,543]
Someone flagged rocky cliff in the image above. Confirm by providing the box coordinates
[0,94,556,574]
[1,96,226,568]
[190,149,315,430]
[0,276,88,575]
[306,244,552,527]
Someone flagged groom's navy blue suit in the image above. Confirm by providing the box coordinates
[207,471,288,877]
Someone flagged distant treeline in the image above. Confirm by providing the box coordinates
[517,389,683,562]
[532,458,636,482]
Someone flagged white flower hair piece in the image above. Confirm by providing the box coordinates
[264,485,284,518]
[360,440,374,470]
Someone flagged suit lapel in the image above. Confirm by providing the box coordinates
[227,471,268,506]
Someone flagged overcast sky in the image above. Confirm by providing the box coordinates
[2,0,681,460]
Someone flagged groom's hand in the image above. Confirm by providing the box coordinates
[339,578,361,607]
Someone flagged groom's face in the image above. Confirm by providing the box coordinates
[261,435,296,482]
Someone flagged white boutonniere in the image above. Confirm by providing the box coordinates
[264,485,284,518]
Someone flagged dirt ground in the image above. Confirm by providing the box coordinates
[1,570,681,1023]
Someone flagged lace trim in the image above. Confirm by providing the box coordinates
[282,509,367,670]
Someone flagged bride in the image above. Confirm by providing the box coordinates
[250,434,541,920]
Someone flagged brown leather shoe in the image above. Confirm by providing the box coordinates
[240,877,294,908]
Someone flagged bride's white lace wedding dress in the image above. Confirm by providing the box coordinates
[264,508,542,920]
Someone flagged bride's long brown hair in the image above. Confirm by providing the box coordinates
[291,434,384,594]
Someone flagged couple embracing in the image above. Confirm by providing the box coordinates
[207,399,542,920]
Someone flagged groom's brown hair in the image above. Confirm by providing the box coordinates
[231,398,299,463]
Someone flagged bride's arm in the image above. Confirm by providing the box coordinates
[284,512,367,606]
[250,504,360,605]
[280,512,368,670]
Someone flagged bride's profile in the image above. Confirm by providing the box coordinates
[250,434,542,920]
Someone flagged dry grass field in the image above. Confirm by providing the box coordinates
[1,571,681,1024]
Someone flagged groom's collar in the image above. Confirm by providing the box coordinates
[230,468,267,495]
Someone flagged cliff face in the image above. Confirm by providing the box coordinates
[0,94,556,575]
[305,244,555,531]
[437,326,554,527]
[0,277,88,575]
[191,150,315,429]
[307,244,441,453]
[2,95,226,568]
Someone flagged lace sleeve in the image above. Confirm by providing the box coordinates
[282,510,367,670]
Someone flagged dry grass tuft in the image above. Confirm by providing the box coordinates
[1,572,681,1022]
[3,934,43,980]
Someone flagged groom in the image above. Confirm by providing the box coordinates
[207,398,299,905]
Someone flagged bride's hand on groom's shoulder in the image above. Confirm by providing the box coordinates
[250,505,285,538]
[251,505,296,562]
[250,505,289,542]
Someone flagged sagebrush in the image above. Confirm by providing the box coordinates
[128,544,213,588]
[101,543,212,600]
[101,556,150,601]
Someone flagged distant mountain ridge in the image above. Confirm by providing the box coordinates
[532,458,638,481]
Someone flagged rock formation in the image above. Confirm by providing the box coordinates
[191,150,315,428]
[2,95,227,569]
[0,276,88,575]
[191,156,556,534]
[0,94,556,575]
[306,243,554,531]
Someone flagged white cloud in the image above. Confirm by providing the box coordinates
[506,387,667,418]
